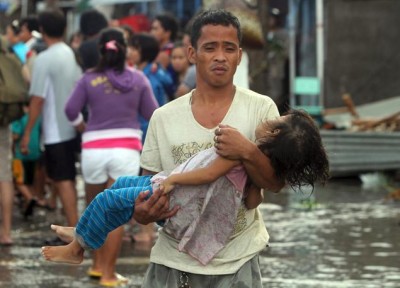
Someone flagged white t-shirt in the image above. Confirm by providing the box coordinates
[29,42,82,144]
[140,86,280,275]
[233,51,249,89]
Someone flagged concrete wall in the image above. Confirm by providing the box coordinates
[324,0,400,108]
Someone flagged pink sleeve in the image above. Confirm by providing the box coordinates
[225,165,248,193]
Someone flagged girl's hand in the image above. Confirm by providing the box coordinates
[161,179,175,194]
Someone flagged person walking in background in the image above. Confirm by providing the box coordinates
[17,15,50,210]
[20,9,82,230]
[150,13,178,70]
[128,33,172,108]
[19,15,47,84]
[170,42,191,94]
[0,124,14,246]
[174,28,196,98]
[11,103,42,219]
[150,13,179,99]
[5,20,27,64]
[78,9,109,71]
[64,28,158,287]
[126,32,173,243]
[18,15,44,52]
[0,34,27,246]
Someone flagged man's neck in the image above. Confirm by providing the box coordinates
[44,36,63,47]
[193,83,236,105]
[138,61,149,70]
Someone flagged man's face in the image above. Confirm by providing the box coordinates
[19,24,31,43]
[188,24,242,88]
[150,20,168,44]
[6,26,19,45]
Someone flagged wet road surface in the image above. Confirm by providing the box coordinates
[1,176,399,287]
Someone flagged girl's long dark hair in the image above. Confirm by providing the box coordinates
[257,110,330,190]
[93,28,126,73]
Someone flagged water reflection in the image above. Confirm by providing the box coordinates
[1,177,399,288]
[260,177,400,287]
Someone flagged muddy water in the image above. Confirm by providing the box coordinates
[260,177,400,288]
[1,177,399,287]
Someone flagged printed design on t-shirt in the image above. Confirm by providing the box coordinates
[232,204,247,235]
[90,76,121,95]
[171,142,213,165]
[91,76,107,87]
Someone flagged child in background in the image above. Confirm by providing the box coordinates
[170,42,191,92]
[128,33,172,107]
[11,103,43,218]
[41,109,330,265]
[126,32,173,243]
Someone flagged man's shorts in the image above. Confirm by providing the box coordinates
[12,159,37,185]
[81,148,140,184]
[142,255,263,288]
[44,138,79,181]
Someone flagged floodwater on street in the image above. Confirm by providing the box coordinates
[1,174,399,288]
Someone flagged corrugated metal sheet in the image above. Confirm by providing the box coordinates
[321,130,400,177]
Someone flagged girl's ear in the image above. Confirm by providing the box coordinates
[267,129,280,136]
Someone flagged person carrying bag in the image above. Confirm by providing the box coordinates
[0,37,28,126]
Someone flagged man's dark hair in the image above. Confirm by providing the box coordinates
[129,33,159,64]
[94,28,126,73]
[38,9,66,38]
[20,15,39,33]
[155,13,179,42]
[190,9,242,48]
[80,9,108,38]
[257,109,330,191]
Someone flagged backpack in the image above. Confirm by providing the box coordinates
[0,38,29,126]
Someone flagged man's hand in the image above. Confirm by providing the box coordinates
[214,124,255,160]
[215,124,284,192]
[133,187,179,225]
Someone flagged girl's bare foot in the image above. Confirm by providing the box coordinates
[0,235,13,246]
[41,242,84,264]
[50,225,74,243]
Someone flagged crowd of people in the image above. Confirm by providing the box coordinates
[1,8,329,288]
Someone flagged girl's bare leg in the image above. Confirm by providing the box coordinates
[50,224,75,243]
[41,239,84,264]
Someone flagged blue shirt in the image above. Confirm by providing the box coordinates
[11,114,41,161]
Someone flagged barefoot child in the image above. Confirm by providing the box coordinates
[42,110,329,265]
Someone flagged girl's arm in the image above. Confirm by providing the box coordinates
[161,156,240,194]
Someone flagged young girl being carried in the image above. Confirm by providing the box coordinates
[41,109,329,266]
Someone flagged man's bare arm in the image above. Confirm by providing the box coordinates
[215,124,284,192]
[244,185,264,209]
[21,96,43,154]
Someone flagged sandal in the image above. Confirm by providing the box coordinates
[87,269,128,284]
[99,274,129,287]
[87,268,102,279]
